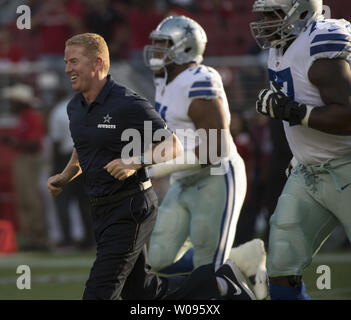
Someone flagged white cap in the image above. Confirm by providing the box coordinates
[2,84,39,107]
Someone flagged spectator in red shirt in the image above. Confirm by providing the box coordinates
[0,29,24,63]
[198,0,233,18]
[31,0,85,107]
[197,0,233,36]
[127,0,163,54]
[127,0,164,97]
[84,0,129,60]
[165,0,197,18]
[0,84,48,251]
[32,0,84,57]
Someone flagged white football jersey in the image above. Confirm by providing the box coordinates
[268,18,351,165]
[153,64,238,179]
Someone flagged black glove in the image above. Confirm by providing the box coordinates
[256,82,307,126]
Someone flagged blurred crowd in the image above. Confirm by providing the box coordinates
[0,0,256,64]
[0,0,349,253]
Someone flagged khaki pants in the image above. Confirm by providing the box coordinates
[13,153,47,247]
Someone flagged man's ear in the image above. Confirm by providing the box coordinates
[95,57,104,72]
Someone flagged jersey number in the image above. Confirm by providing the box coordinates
[268,68,295,100]
[155,102,167,121]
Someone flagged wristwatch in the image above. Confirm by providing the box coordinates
[140,154,146,166]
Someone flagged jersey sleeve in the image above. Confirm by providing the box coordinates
[186,66,224,101]
[309,19,351,63]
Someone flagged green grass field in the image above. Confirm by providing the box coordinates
[0,249,350,300]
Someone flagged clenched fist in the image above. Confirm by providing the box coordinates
[47,174,68,197]
[256,82,308,126]
[104,158,142,181]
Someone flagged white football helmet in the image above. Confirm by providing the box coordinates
[144,15,207,71]
[250,0,324,49]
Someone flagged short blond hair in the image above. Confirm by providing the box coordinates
[65,33,110,74]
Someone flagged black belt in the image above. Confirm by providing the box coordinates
[89,180,152,207]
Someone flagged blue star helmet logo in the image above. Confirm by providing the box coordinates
[183,24,194,36]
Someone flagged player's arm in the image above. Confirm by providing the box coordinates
[47,147,82,197]
[256,58,351,135]
[104,132,184,180]
[143,132,184,165]
[144,95,230,178]
[148,98,229,179]
[307,58,351,135]
[188,97,230,166]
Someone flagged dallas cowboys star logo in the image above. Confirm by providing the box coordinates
[183,24,194,36]
[103,113,112,123]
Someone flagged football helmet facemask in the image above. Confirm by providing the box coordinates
[144,15,207,71]
[250,0,324,49]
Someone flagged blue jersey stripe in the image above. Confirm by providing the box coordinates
[191,81,213,88]
[311,33,349,44]
[154,102,161,113]
[310,43,346,56]
[188,90,217,98]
